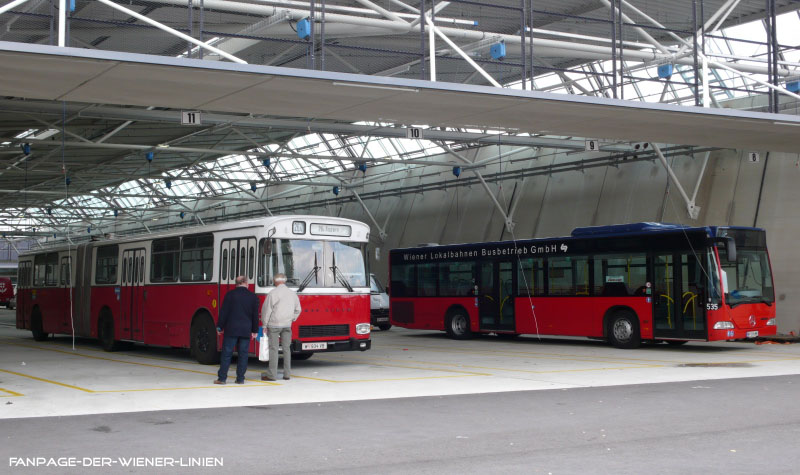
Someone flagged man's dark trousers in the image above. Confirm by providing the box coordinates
[217,335,250,382]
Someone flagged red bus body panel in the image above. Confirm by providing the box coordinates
[391,296,655,339]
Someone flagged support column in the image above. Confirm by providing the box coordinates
[652,143,700,219]
[58,0,66,46]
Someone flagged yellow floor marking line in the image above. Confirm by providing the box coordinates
[381,343,668,365]
[334,354,665,374]
[0,387,24,397]
[381,342,795,366]
[93,383,279,393]
[314,358,491,376]
[294,374,481,383]
[1,337,289,374]
[0,368,95,393]
[0,340,274,384]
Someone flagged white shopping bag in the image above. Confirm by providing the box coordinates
[258,330,269,362]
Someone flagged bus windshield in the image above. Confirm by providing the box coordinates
[258,238,367,288]
[718,247,774,307]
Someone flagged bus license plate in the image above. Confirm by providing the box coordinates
[746,331,758,338]
[302,342,327,351]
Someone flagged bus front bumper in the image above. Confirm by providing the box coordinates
[291,338,371,353]
[710,326,777,341]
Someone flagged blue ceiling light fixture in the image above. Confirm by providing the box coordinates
[657,64,674,79]
[262,157,271,168]
[165,178,172,189]
[146,151,154,162]
[358,163,368,173]
[332,186,340,196]
[490,42,506,60]
[47,208,52,215]
[87,226,91,234]
[296,18,311,40]
[452,166,462,177]
[180,211,186,219]
[113,209,119,217]
[65,176,71,186]
[21,143,31,155]
[250,182,257,192]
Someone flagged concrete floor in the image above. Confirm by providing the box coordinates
[2,376,799,474]
[2,309,800,420]
[3,307,800,473]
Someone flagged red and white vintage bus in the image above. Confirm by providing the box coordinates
[389,223,777,348]
[16,215,372,363]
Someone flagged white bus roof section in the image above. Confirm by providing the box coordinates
[16,215,370,256]
[1,41,799,153]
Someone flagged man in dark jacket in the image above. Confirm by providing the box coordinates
[214,275,260,384]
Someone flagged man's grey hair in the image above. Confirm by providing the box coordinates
[273,273,287,283]
[235,275,248,286]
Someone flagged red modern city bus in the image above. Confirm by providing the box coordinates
[16,215,372,363]
[389,223,777,348]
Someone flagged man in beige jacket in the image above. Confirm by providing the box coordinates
[261,273,302,381]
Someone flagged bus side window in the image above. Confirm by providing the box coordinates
[517,258,544,296]
[221,249,228,281]
[248,246,255,280]
[239,246,246,279]
[230,248,237,280]
[390,263,416,297]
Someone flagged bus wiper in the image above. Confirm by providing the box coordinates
[298,252,320,292]
[329,252,354,292]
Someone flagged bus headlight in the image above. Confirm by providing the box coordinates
[356,323,371,335]
[713,321,734,330]
[766,318,776,326]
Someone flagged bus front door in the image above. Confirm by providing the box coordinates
[479,260,516,332]
[218,238,257,308]
[652,252,706,341]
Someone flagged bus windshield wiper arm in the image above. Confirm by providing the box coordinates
[298,252,320,292]
[329,252,354,292]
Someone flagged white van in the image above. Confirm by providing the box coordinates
[370,274,391,331]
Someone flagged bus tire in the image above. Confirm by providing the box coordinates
[292,352,313,361]
[607,310,641,349]
[31,309,47,342]
[98,311,120,352]
[377,323,392,331]
[445,308,473,340]
[191,313,219,365]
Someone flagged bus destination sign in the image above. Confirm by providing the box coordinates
[310,223,352,237]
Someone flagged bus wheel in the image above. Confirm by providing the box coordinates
[378,324,392,331]
[98,312,120,352]
[607,310,641,349]
[445,309,473,340]
[31,309,47,342]
[292,352,313,361]
[191,314,219,365]
[666,340,688,346]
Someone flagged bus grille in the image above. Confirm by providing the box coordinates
[299,325,349,338]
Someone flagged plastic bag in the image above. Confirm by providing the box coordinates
[258,330,269,362]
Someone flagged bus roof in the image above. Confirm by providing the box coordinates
[18,215,370,257]
[391,222,765,253]
[571,222,764,239]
